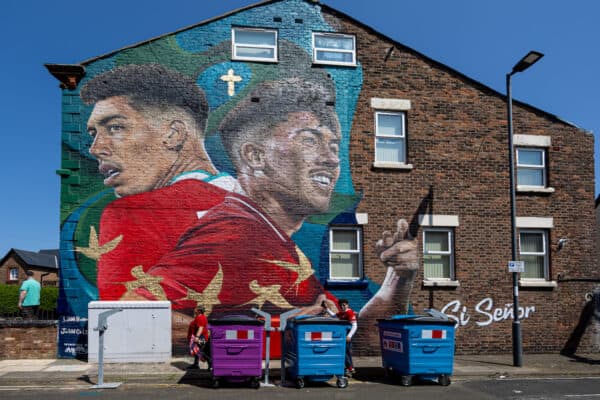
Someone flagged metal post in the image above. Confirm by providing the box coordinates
[91,308,123,389]
[251,308,275,387]
[507,73,523,367]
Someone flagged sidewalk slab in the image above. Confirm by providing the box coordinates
[0,353,598,387]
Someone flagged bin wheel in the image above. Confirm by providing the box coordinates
[250,377,260,389]
[400,375,413,386]
[438,374,451,386]
[296,377,305,389]
[337,376,348,388]
[383,366,392,378]
[211,377,220,388]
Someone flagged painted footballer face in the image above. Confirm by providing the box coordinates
[261,111,341,216]
[87,96,173,197]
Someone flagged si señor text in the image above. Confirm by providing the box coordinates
[441,297,535,328]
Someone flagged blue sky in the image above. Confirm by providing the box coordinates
[1,0,598,257]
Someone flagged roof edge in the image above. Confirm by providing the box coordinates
[45,64,85,90]
[8,248,59,270]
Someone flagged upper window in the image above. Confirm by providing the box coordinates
[375,111,406,164]
[312,33,356,66]
[232,28,278,62]
[8,268,18,281]
[516,147,546,187]
[329,227,362,280]
[423,228,454,280]
[519,229,549,279]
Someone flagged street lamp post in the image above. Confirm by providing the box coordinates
[506,50,544,367]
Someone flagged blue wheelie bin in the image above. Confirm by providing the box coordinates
[377,313,455,386]
[282,315,350,389]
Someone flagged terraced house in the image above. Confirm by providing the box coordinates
[47,0,596,358]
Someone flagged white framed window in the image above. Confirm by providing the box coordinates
[312,32,356,66]
[329,227,362,280]
[423,228,454,280]
[232,28,278,62]
[375,111,406,164]
[9,268,18,281]
[516,147,546,187]
[519,229,549,279]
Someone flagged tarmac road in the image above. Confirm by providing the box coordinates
[2,377,600,400]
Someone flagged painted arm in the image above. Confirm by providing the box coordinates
[359,218,418,325]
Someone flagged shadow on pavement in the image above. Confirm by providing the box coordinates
[351,367,446,387]
[565,354,600,365]
[77,374,93,384]
[171,360,190,370]
[454,358,512,367]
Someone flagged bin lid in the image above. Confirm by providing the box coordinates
[377,314,455,326]
[208,314,265,326]
[288,315,351,325]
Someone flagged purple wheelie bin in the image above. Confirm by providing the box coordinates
[208,315,264,388]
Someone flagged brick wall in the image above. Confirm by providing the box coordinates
[328,10,597,354]
[0,323,58,359]
[52,0,597,357]
[594,202,600,260]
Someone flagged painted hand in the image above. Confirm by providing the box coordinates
[358,218,419,345]
[375,219,418,273]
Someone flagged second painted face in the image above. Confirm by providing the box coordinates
[262,111,341,215]
[86,96,173,197]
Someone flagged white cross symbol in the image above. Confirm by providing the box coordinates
[220,69,242,97]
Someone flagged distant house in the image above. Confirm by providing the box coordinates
[0,249,59,286]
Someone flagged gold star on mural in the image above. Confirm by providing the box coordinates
[181,264,224,315]
[123,266,167,300]
[76,226,122,261]
[261,246,313,288]
[220,68,242,96]
[244,280,292,310]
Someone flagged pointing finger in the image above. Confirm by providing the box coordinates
[393,219,411,242]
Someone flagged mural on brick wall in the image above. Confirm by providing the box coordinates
[58,1,417,357]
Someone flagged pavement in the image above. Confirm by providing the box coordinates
[1,353,599,388]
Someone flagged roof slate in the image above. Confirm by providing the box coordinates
[11,249,59,270]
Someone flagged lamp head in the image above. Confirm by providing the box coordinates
[511,51,544,74]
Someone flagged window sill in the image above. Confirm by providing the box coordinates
[312,60,357,67]
[231,57,278,64]
[373,162,413,170]
[325,279,370,289]
[517,186,555,194]
[519,279,557,288]
[423,279,460,288]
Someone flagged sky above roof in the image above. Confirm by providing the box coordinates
[1,0,597,255]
